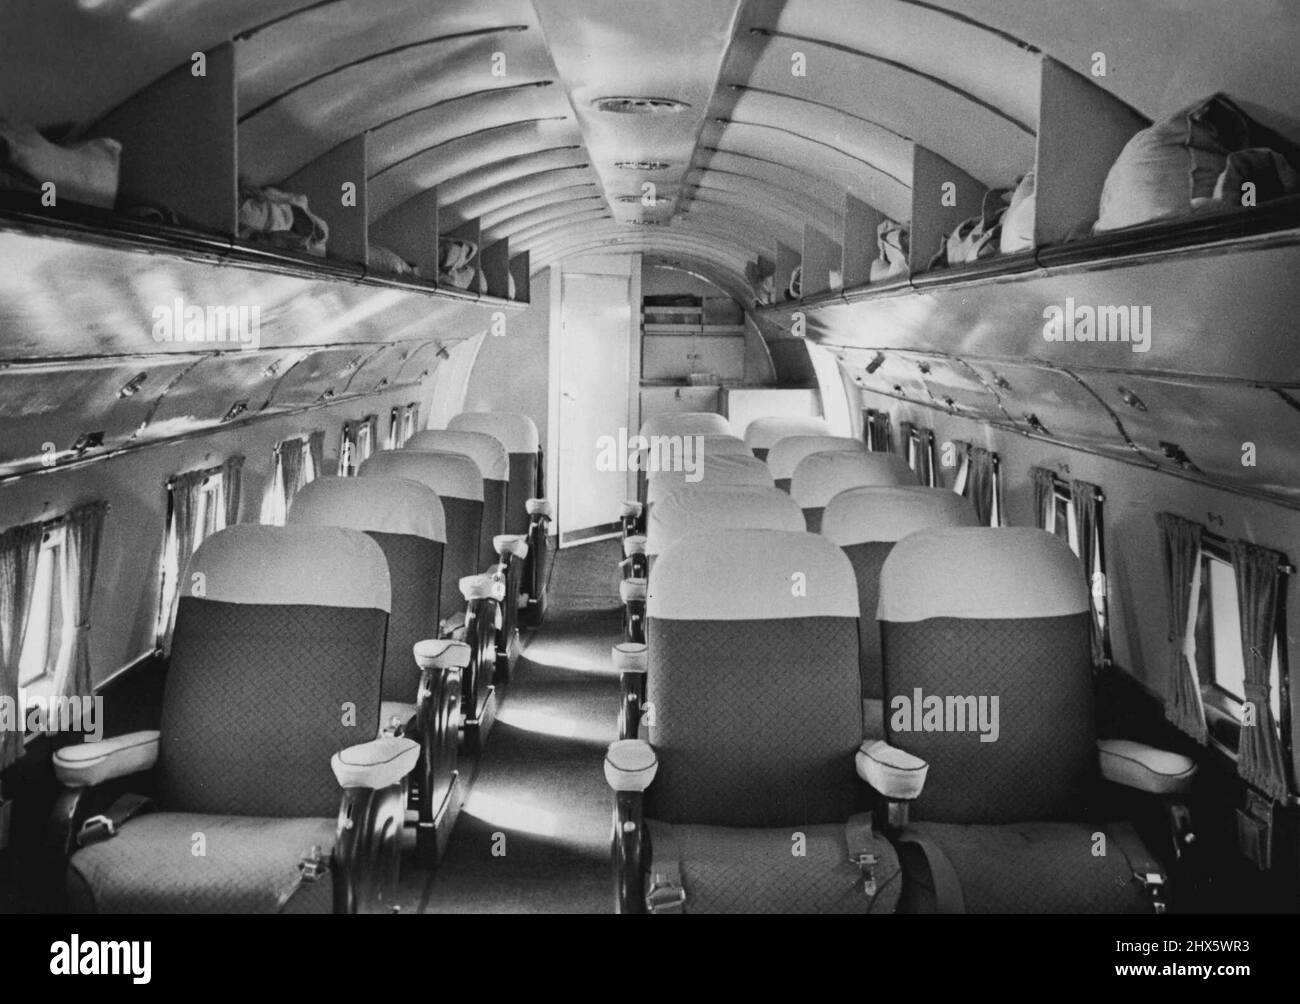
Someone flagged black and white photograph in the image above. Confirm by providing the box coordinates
[0,0,1296,981]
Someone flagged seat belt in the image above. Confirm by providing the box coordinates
[1108,821,1168,913]
[896,827,966,914]
[76,793,153,847]
[845,812,882,900]
[644,820,686,914]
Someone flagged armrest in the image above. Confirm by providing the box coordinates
[493,534,529,560]
[459,572,506,603]
[613,642,647,673]
[439,611,467,638]
[526,498,554,520]
[619,577,647,604]
[605,739,658,792]
[1098,739,1197,795]
[331,736,420,790]
[619,500,643,519]
[53,730,160,788]
[413,638,471,671]
[622,535,647,558]
[856,740,928,801]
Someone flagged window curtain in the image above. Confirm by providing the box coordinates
[363,415,379,459]
[1230,540,1290,800]
[159,468,207,650]
[0,522,42,768]
[1156,512,1207,743]
[1071,480,1109,668]
[922,431,938,487]
[900,421,916,470]
[1031,466,1057,531]
[965,447,997,526]
[54,501,108,698]
[221,455,244,527]
[865,411,892,453]
[307,430,325,480]
[338,421,358,476]
[387,408,401,450]
[260,440,304,526]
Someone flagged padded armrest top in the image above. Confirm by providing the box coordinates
[414,638,471,670]
[494,534,529,559]
[605,739,658,792]
[612,642,648,672]
[855,740,928,801]
[623,535,647,557]
[619,500,643,518]
[53,730,160,788]
[331,737,419,789]
[619,577,647,603]
[460,572,505,602]
[1098,739,1197,795]
[526,498,554,519]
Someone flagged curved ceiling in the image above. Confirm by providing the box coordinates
[2,0,1298,296]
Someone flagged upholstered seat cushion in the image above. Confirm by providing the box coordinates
[658,822,900,914]
[897,820,1151,914]
[67,813,337,914]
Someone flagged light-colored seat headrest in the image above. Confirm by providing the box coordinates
[494,534,529,559]
[878,528,1089,622]
[448,412,539,454]
[459,572,506,602]
[413,638,472,670]
[822,486,979,546]
[360,449,483,503]
[767,434,866,480]
[184,525,390,612]
[288,476,446,543]
[647,485,805,556]
[639,410,732,439]
[649,529,857,621]
[644,453,771,507]
[743,415,832,451]
[406,429,508,482]
[791,451,916,509]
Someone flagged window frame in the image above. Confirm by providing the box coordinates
[863,408,892,453]
[156,466,228,644]
[906,426,938,487]
[17,522,67,697]
[1192,537,1290,758]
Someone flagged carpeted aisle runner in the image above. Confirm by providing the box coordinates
[414,538,624,913]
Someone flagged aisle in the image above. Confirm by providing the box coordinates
[417,538,624,913]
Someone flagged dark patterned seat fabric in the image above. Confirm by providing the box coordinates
[876,527,1161,913]
[65,525,392,913]
[449,412,542,537]
[639,528,901,914]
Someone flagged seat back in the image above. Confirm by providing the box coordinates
[821,487,979,717]
[635,433,749,503]
[639,411,732,439]
[877,528,1096,825]
[791,451,915,531]
[407,429,508,568]
[448,412,540,537]
[288,476,445,704]
[767,434,866,491]
[159,525,390,819]
[742,415,831,459]
[359,450,483,618]
[644,452,771,509]
[645,529,861,828]
[646,485,805,563]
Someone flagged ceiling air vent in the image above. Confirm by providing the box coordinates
[615,160,671,171]
[593,97,689,115]
[615,194,668,204]
[624,219,667,226]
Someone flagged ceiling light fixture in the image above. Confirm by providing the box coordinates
[594,97,690,115]
[615,160,671,171]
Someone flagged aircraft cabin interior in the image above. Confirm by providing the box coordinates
[1,0,1300,931]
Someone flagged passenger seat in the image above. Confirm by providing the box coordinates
[791,451,916,532]
[766,434,866,492]
[742,415,832,460]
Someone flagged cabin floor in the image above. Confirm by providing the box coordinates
[403,538,622,914]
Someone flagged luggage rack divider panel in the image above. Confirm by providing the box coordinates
[280,133,369,267]
[908,144,986,276]
[801,222,841,299]
[841,192,886,290]
[369,188,442,280]
[508,250,531,303]
[774,239,801,304]
[93,42,238,237]
[1034,56,1152,248]
[480,236,511,299]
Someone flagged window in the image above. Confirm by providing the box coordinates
[356,419,374,463]
[402,402,420,445]
[1193,546,1283,738]
[1046,480,1080,555]
[951,444,970,497]
[387,407,401,450]
[339,422,359,476]
[955,445,1000,526]
[906,426,938,487]
[18,524,66,697]
[863,408,892,453]
[157,470,226,641]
